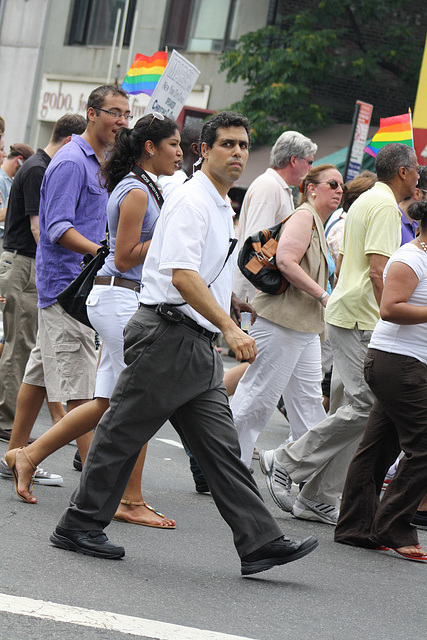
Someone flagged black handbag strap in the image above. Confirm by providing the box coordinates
[131,164,164,209]
[207,237,237,288]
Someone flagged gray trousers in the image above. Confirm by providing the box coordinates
[276,323,375,506]
[59,307,283,557]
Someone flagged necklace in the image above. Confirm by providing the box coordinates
[417,238,427,254]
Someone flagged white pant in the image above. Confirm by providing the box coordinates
[230,316,326,467]
[86,284,139,398]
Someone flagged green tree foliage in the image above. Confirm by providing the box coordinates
[219,0,424,144]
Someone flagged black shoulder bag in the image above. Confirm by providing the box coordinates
[56,166,164,329]
[56,240,110,329]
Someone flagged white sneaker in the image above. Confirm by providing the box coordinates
[259,449,293,512]
[292,496,339,525]
[252,446,260,460]
[0,457,63,486]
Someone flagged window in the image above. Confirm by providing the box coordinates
[162,0,239,53]
[67,0,136,47]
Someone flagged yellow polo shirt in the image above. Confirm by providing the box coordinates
[325,182,401,331]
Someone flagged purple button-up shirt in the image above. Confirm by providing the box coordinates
[400,208,418,246]
[36,135,108,308]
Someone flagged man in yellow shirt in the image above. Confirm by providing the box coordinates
[259,143,419,524]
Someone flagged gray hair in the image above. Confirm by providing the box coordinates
[375,143,416,182]
[270,131,317,169]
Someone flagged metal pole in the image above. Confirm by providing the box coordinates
[25,0,53,146]
[343,102,360,182]
[114,0,130,85]
[107,9,121,84]
[125,9,138,73]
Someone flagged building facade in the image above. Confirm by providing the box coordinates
[0,0,271,148]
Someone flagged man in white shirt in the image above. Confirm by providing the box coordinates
[50,112,318,576]
[234,131,317,301]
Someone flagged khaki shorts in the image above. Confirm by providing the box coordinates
[23,303,97,402]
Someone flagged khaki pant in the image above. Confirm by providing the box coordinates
[23,303,97,402]
[276,323,375,506]
[0,251,37,427]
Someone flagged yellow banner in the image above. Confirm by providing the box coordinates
[414,35,427,128]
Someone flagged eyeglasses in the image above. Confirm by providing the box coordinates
[147,111,165,128]
[317,180,343,190]
[97,108,133,121]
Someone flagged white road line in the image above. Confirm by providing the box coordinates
[0,594,258,640]
[155,437,184,448]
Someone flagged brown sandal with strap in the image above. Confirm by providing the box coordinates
[4,447,37,503]
[113,499,176,529]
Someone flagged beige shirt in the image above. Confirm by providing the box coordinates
[252,201,329,335]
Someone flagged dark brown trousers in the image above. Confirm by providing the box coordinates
[335,348,427,549]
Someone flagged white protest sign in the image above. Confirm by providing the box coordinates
[346,100,373,181]
[144,50,201,119]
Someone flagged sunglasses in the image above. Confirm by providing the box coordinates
[147,111,165,128]
[318,179,343,190]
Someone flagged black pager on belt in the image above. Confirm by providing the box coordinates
[156,303,184,324]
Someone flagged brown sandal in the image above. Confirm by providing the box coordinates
[113,499,176,529]
[4,447,37,503]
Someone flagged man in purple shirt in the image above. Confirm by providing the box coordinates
[0,115,86,450]
[399,166,427,245]
[6,85,131,464]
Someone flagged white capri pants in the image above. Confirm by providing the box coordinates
[230,315,326,467]
[86,283,139,398]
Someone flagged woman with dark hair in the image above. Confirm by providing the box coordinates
[231,164,343,468]
[335,199,427,562]
[5,115,182,528]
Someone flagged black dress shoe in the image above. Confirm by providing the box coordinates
[50,526,125,559]
[241,535,318,576]
[0,428,36,444]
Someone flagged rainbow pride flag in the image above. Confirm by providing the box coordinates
[364,113,413,157]
[121,51,168,96]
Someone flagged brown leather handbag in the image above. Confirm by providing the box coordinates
[237,218,290,295]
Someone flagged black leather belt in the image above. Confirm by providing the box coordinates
[139,302,219,341]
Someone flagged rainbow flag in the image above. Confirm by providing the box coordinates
[364,113,413,157]
[121,51,168,96]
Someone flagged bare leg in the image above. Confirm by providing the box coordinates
[47,401,66,426]
[67,399,98,464]
[418,493,427,510]
[223,362,249,396]
[9,397,108,502]
[10,397,176,525]
[7,383,46,451]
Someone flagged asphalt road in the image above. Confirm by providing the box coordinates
[1,356,426,640]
